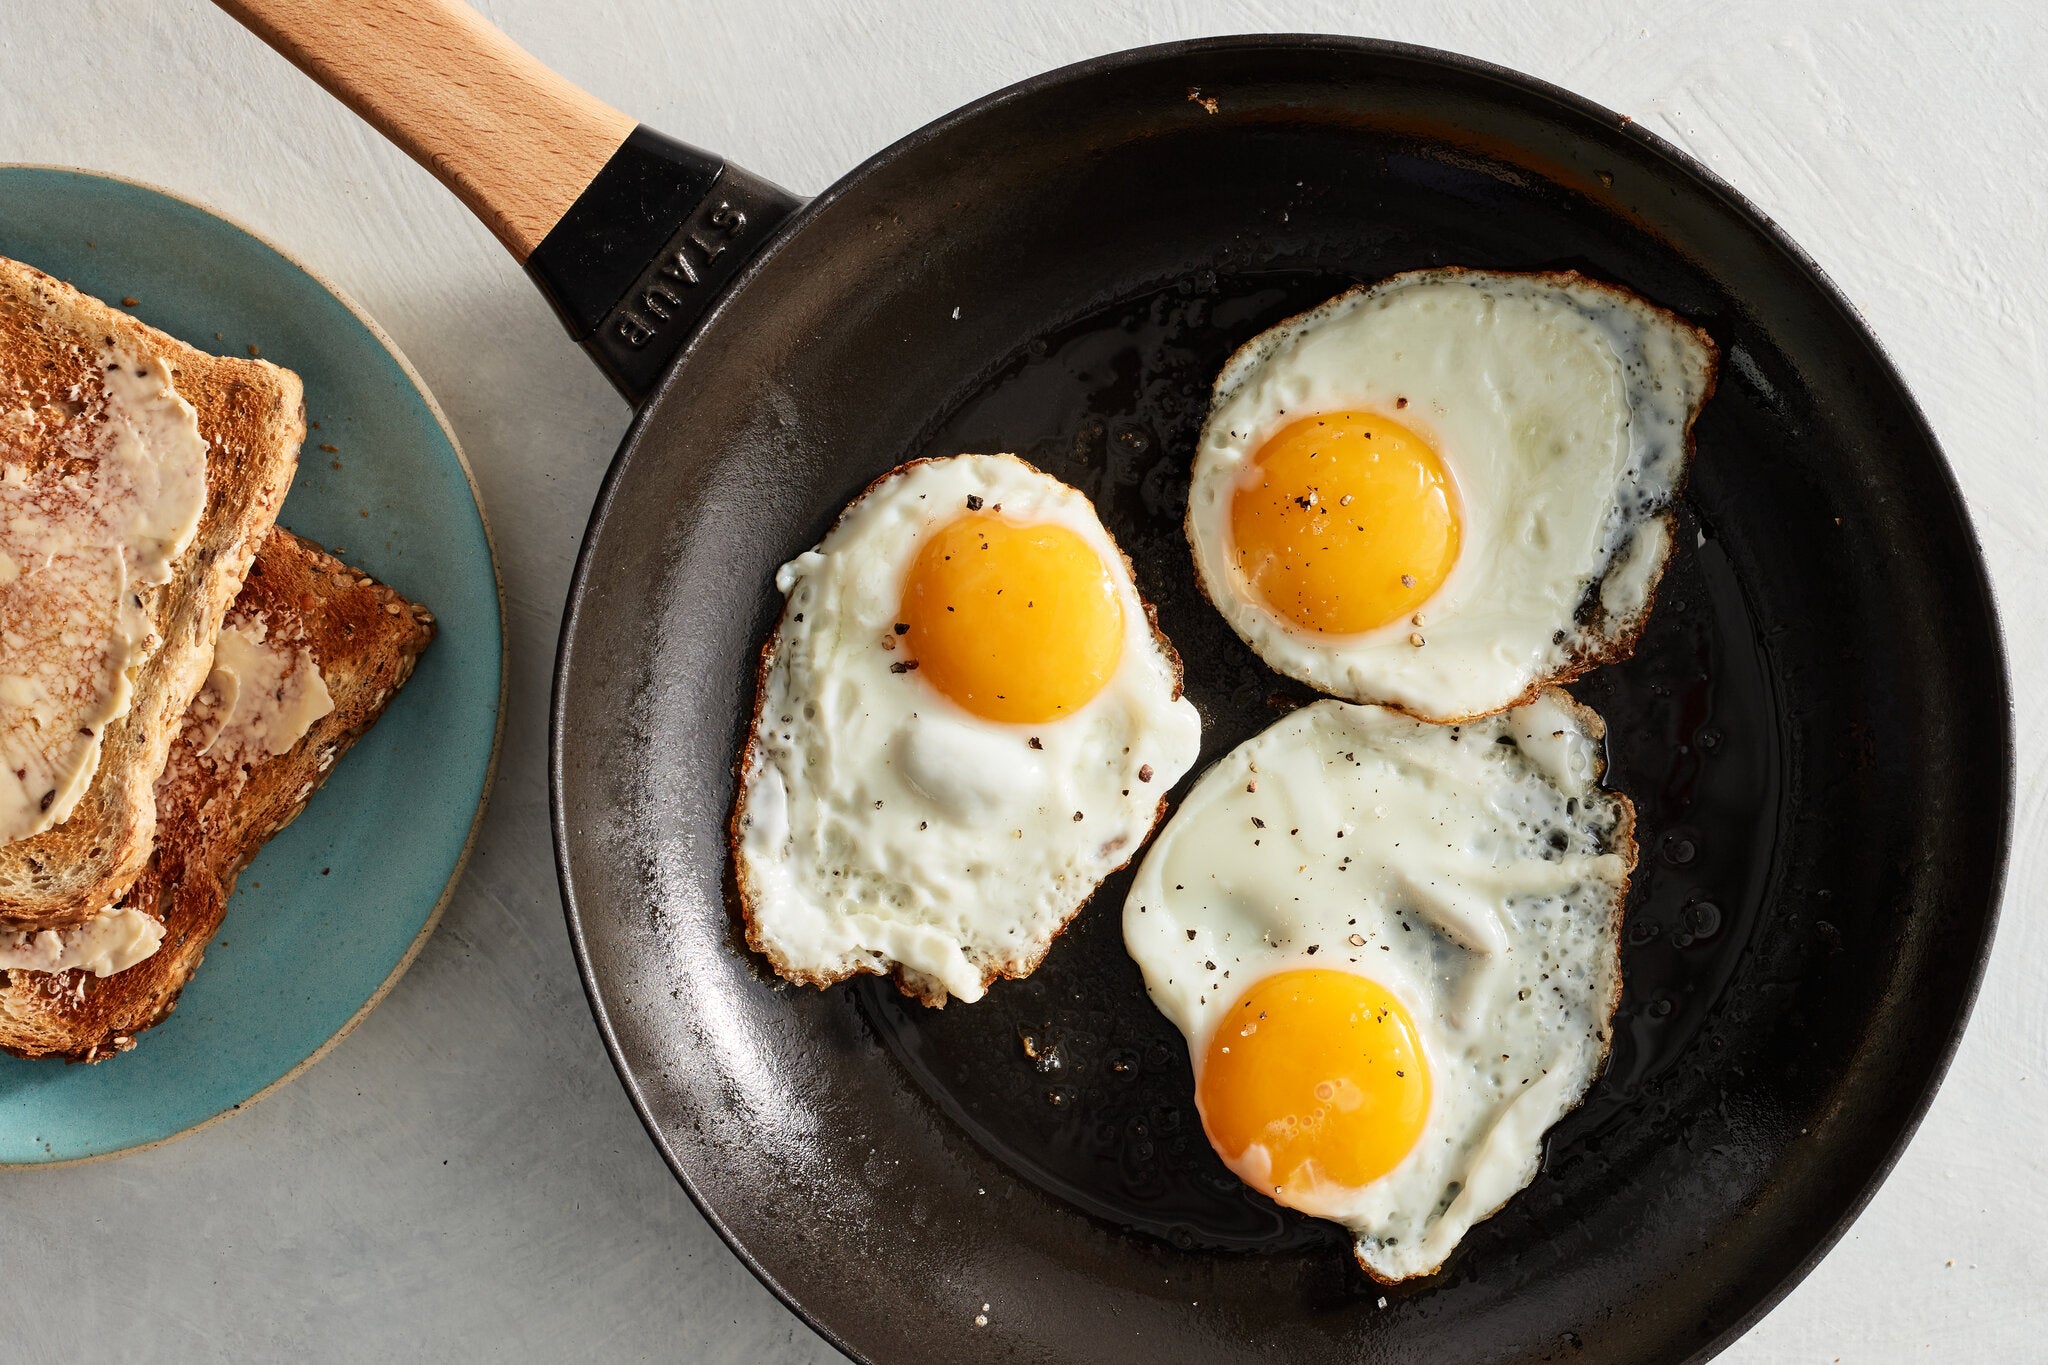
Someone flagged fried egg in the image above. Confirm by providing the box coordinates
[1123,690,1635,1281]
[1186,269,1716,721]
[734,454,1201,1006]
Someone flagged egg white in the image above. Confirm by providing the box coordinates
[1186,269,1716,722]
[734,453,1202,1006]
[1123,690,1635,1281]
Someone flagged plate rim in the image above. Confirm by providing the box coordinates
[548,33,2013,1365]
[0,162,508,1168]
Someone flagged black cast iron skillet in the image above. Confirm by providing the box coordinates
[225,4,2010,1361]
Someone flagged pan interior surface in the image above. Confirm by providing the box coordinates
[553,38,2007,1365]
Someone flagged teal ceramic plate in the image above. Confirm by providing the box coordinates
[0,167,503,1163]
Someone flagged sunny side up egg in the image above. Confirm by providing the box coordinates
[733,454,1201,1006]
[1123,690,1635,1282]
[1186,269,1718,722]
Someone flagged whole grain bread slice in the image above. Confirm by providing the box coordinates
[0,528,435,1061]
[0,257,302,929]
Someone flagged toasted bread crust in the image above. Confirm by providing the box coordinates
[0,258,304,928]
[0,529,434,1061]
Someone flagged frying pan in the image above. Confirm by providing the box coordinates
[221,4,2011,1361]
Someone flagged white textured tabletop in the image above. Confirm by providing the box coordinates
[3,1,2043,1360]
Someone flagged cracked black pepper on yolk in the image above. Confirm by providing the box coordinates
[1229,410,1461,633]
[897,508,1124,724]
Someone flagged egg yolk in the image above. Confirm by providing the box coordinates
[1229,411,1460,634]
[1198,968,1431,1199]
[899,510,1124,724]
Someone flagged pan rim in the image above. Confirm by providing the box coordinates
[549,31,2013,1365]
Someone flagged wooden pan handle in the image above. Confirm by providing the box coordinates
[217,0,636,260]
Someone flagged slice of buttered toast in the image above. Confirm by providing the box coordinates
[0,258,302,930]
[0,529,435,1062]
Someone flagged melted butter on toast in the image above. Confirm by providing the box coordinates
[0,606,335,981]
[191,616,333,762]
[0,905,163,977]
[0,349,207,841]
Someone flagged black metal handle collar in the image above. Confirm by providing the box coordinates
[527,127,804,403]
